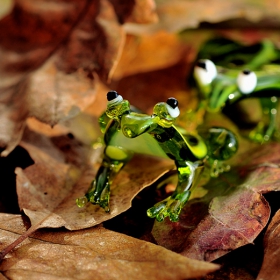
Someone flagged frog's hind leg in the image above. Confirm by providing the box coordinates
[206,127,238,177]
[249,97,279,142]
[147,161,203,222]
[76,145,133,212]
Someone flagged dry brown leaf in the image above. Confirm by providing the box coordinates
[127,0,158,24]
[26,117,70,137]
[0,0,91,156]
[26,56,97,126]
[257,209,280,280]
[152,142,280,262]
[0,214,219,280]
[26,80,110,145]
[0,274,8,280]
[112,31,193,80]
[15,127,173,231]
[125,0,280,34]
[108,0,158,24]
[0,0,157,156]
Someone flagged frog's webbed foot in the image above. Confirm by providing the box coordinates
[210,159,230,177]
[248,121,280,143]
[76,179,111,212]
[249,122,272,143]
[147,191,191,222]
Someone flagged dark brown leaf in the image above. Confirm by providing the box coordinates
[257,209,280,280]
[109,0,158,24]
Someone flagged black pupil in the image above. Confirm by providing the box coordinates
[187,136,199,146]
[167,98,178,109]
[107,91,118,101]
[242,70,251,75]
[197,61,207,70]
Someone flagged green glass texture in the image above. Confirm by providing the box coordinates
[76,94,238,222]
[193,37,280,143]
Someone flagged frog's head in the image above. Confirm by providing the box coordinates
[106,91,130,121]
[194,59,218,90]
[153,97,180,127]
[236,69,258,94]
[194,59,217,98]
[194,59,261,111]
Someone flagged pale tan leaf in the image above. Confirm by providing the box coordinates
[126,0,158,24]
[112,31,192,80]
[0,0,13,20]
[0,214,219,280]
[26,57,97,126]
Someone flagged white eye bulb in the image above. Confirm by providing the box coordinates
[237,70,257,94]
[194,59,217,85]
[166,98,180,118]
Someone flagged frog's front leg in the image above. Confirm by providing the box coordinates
[249,97,279,143]
[76,146,132,212]
[147,161,203,222]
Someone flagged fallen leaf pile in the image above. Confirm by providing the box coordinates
[1,0,280,279]
[0,215,219,280]
[0,0,157,156]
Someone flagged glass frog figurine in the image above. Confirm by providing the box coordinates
[76,91,238,222]
[195,37,280,69]
[193,37,280,143]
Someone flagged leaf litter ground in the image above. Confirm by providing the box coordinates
[1,3,280,278]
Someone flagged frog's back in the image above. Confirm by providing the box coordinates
[109,129,169,159]
[150,125,208,162]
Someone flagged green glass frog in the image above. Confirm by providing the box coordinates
[195,37,280,69]
[76,91,238,222]
[193,37,280,143]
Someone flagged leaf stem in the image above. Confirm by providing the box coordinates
[0,225,37,262]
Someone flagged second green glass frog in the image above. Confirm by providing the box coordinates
[77,91,238,222]
[193,37,280,143]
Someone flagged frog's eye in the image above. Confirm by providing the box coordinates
[194,59,217,85]
[166,97,180,118]
[236,70,257,94]
[107,90,123,105]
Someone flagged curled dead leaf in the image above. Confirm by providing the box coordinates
[0,214,219,280]
[109,0,158,24]
[257,209,280,280]
[126,0,158,24]
[152,142,280,261]
[0,0,157,156]
[112,31,193,80]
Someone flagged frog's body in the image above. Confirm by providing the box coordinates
[105,116,169,160]
[77,92,238,222]
[195,37,280,70]
[193,38,280,143]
